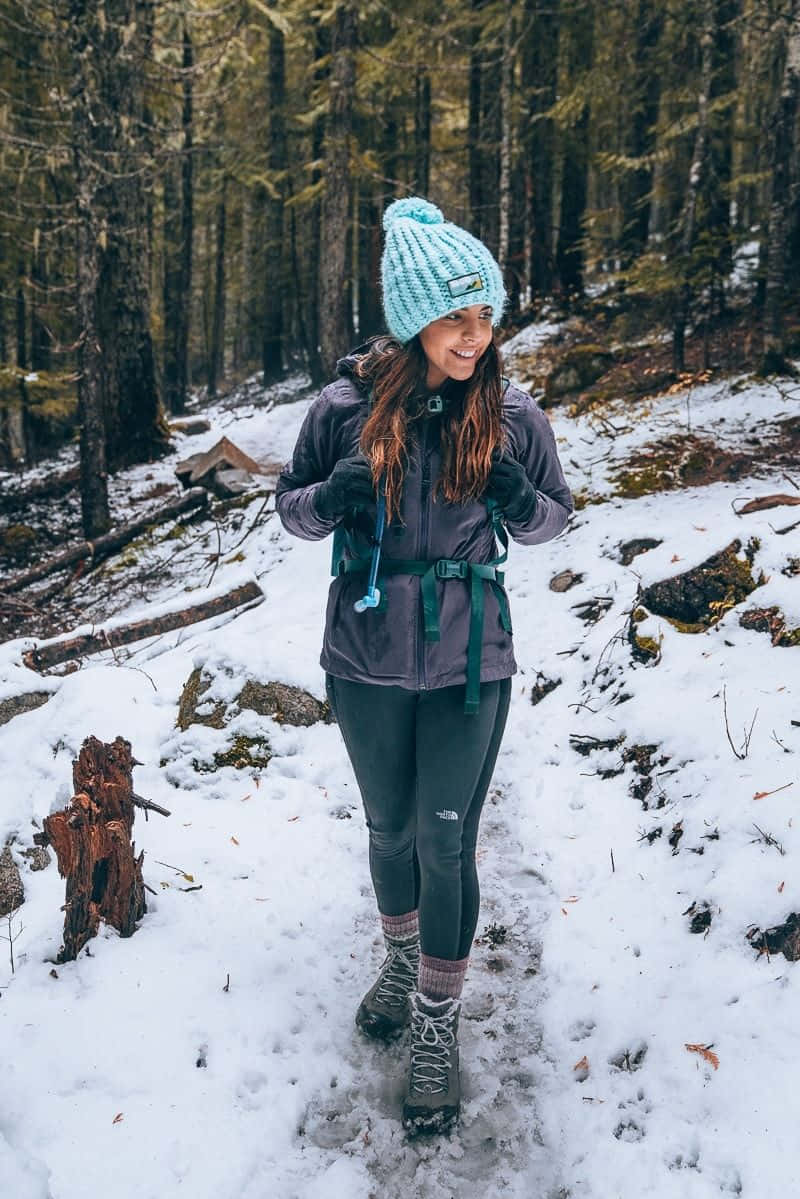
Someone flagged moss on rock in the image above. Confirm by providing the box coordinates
[638,541,760,631]
[193,734,273,773]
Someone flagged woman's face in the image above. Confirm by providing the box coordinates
[418,303,494,390]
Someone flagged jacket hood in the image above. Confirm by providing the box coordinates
[335,340,375,386]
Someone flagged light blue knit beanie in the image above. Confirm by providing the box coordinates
[380,196,507,344]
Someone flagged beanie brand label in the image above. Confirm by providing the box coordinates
[446,272,484,298]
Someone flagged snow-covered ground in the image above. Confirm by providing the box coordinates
[1,342,799,1198]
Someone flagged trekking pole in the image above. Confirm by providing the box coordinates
[354,482,386,613]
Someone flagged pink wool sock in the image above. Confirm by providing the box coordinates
[381,909,419,940]
[419,953,468,1001]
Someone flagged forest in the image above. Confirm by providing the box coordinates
[1,0,799,537]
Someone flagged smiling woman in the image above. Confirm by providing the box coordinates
[276,195,573,1136]
[418,305,494,390]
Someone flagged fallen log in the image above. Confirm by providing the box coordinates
[2,488,209,594]
[23,579,263,672]
[734,493,800,515]
[42,736,147,962]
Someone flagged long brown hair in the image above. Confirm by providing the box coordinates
[355,334,504,522]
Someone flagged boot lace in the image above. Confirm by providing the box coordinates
[409,1004,457,1096]
[375,941,419,1007]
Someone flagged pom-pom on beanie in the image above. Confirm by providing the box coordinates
[380,196,507,344]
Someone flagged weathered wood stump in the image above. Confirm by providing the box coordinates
[43,736,146,963]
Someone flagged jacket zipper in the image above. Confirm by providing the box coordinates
[417,419,432,690]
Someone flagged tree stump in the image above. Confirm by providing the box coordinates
[43,736,146,963]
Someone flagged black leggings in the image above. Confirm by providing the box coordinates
[326,675,512,961]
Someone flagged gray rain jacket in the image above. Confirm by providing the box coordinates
[276,354,573,693]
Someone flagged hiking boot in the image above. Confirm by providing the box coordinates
[402,991,461,1135]
[355,932,419,1041]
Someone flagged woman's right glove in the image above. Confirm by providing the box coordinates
[485,450,538,523]
[313,454,375,522]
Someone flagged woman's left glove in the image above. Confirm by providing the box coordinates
[485,450,538,523]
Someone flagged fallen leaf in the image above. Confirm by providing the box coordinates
[230,836,239,845]
[753,783,794,801]
[561,908,568,916]
[573,1055,589,1072]
[182,873,194,882]
[693,525,707,531]
[671,554,681,563]
[241,794,252,803]
[685,1043,719,1070]
[254,777,261,789]
[778,881,785,893]
[288,815,300,822]
[562,896,580,903]
[112,1112,124,1124]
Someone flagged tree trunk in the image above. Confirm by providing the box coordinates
[208,176,227,399]
[162,158,181,412]
[762,1,800,368]
[263,4,287,385]
[414,66,431,194]
[31,243,51,371]
[619,0,664,263]
[673,0,715,372]
[15,260,26,370]
[68,0,110,538]
[93,0,170,468]
[524,0,559,298]
[176,17,194,410]
[306,23,330,383]
[555,1,594,297]
[318,3,356,379]
[468,0,487,237]
[497,6,514,285]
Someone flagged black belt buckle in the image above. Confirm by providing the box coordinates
[435,558,468,580]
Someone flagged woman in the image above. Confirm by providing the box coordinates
[276,197,572,1135]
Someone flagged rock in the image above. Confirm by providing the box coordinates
[177,670,332,731]
[237,680,332,727]
[549,569,584,592]
[0,844,24,915]
[618,538,662,566]
[169,417,212,436]
[544,344,614,403]
[176,668,226,731]
[638,540,759,631]
[21,844,51,871]
[0,691,52,728]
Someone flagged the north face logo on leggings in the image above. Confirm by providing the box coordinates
[436,809,459,821]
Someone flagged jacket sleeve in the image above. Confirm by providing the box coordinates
[503,390,573,546]
[275,390,340,541]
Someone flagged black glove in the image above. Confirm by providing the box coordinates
[485,450,538,523]
[313,454,375,522]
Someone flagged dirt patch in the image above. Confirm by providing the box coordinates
[739,607,800,647]
[747,913,800,961]
[612,417,800,499]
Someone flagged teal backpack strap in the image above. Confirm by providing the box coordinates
[329,384,375,578]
